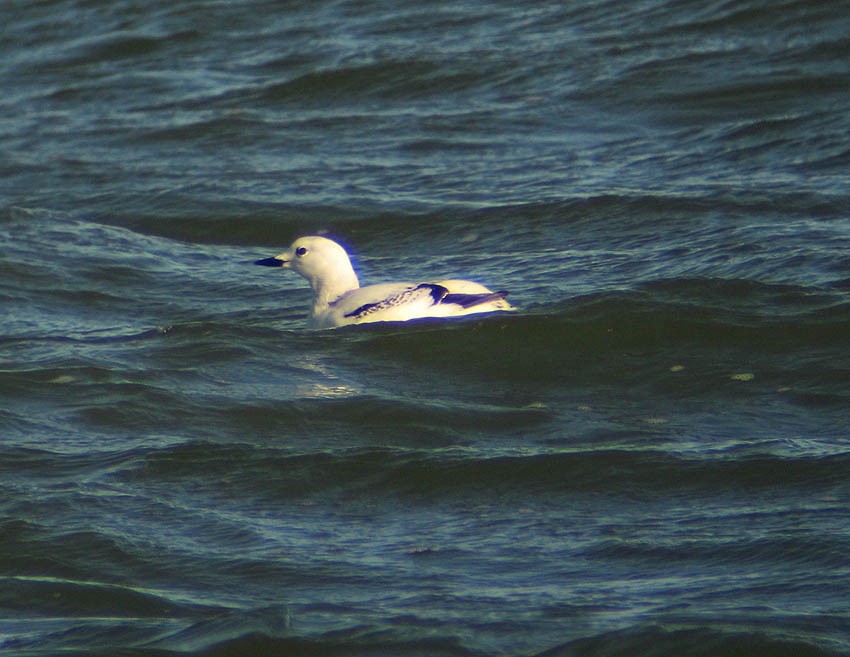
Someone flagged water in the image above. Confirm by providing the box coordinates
[2,1,850,655]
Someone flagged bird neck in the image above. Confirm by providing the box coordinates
[309,267,360,314]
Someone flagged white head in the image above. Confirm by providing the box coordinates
[255,235,360,300]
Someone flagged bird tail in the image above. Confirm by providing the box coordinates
[443,290,510,309]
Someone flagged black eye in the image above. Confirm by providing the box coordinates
[296,246,308,257]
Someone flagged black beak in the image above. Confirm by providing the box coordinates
[255,257,284,267]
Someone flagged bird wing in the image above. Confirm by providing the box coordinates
[342,283,448,321]
[326,281,511,326]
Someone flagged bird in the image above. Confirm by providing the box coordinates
[255,235,514,328]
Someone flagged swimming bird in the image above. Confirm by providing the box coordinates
[255,236,514,328]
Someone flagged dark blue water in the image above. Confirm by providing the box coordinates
[2,1,850,655]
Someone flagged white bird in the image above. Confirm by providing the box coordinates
[255,235,514,328]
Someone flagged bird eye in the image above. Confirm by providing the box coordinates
[296,247,308,257]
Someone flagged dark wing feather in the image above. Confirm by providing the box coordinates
[344,283,448,319]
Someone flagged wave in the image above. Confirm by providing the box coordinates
[338,287,850,395]
[12,620,840,657]
[96,438,850,507]
[4,277,847,452]
[535,624,847,657]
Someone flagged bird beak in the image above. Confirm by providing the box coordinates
[255,254,290,268]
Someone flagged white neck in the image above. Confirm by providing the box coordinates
[307,266,360,317]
